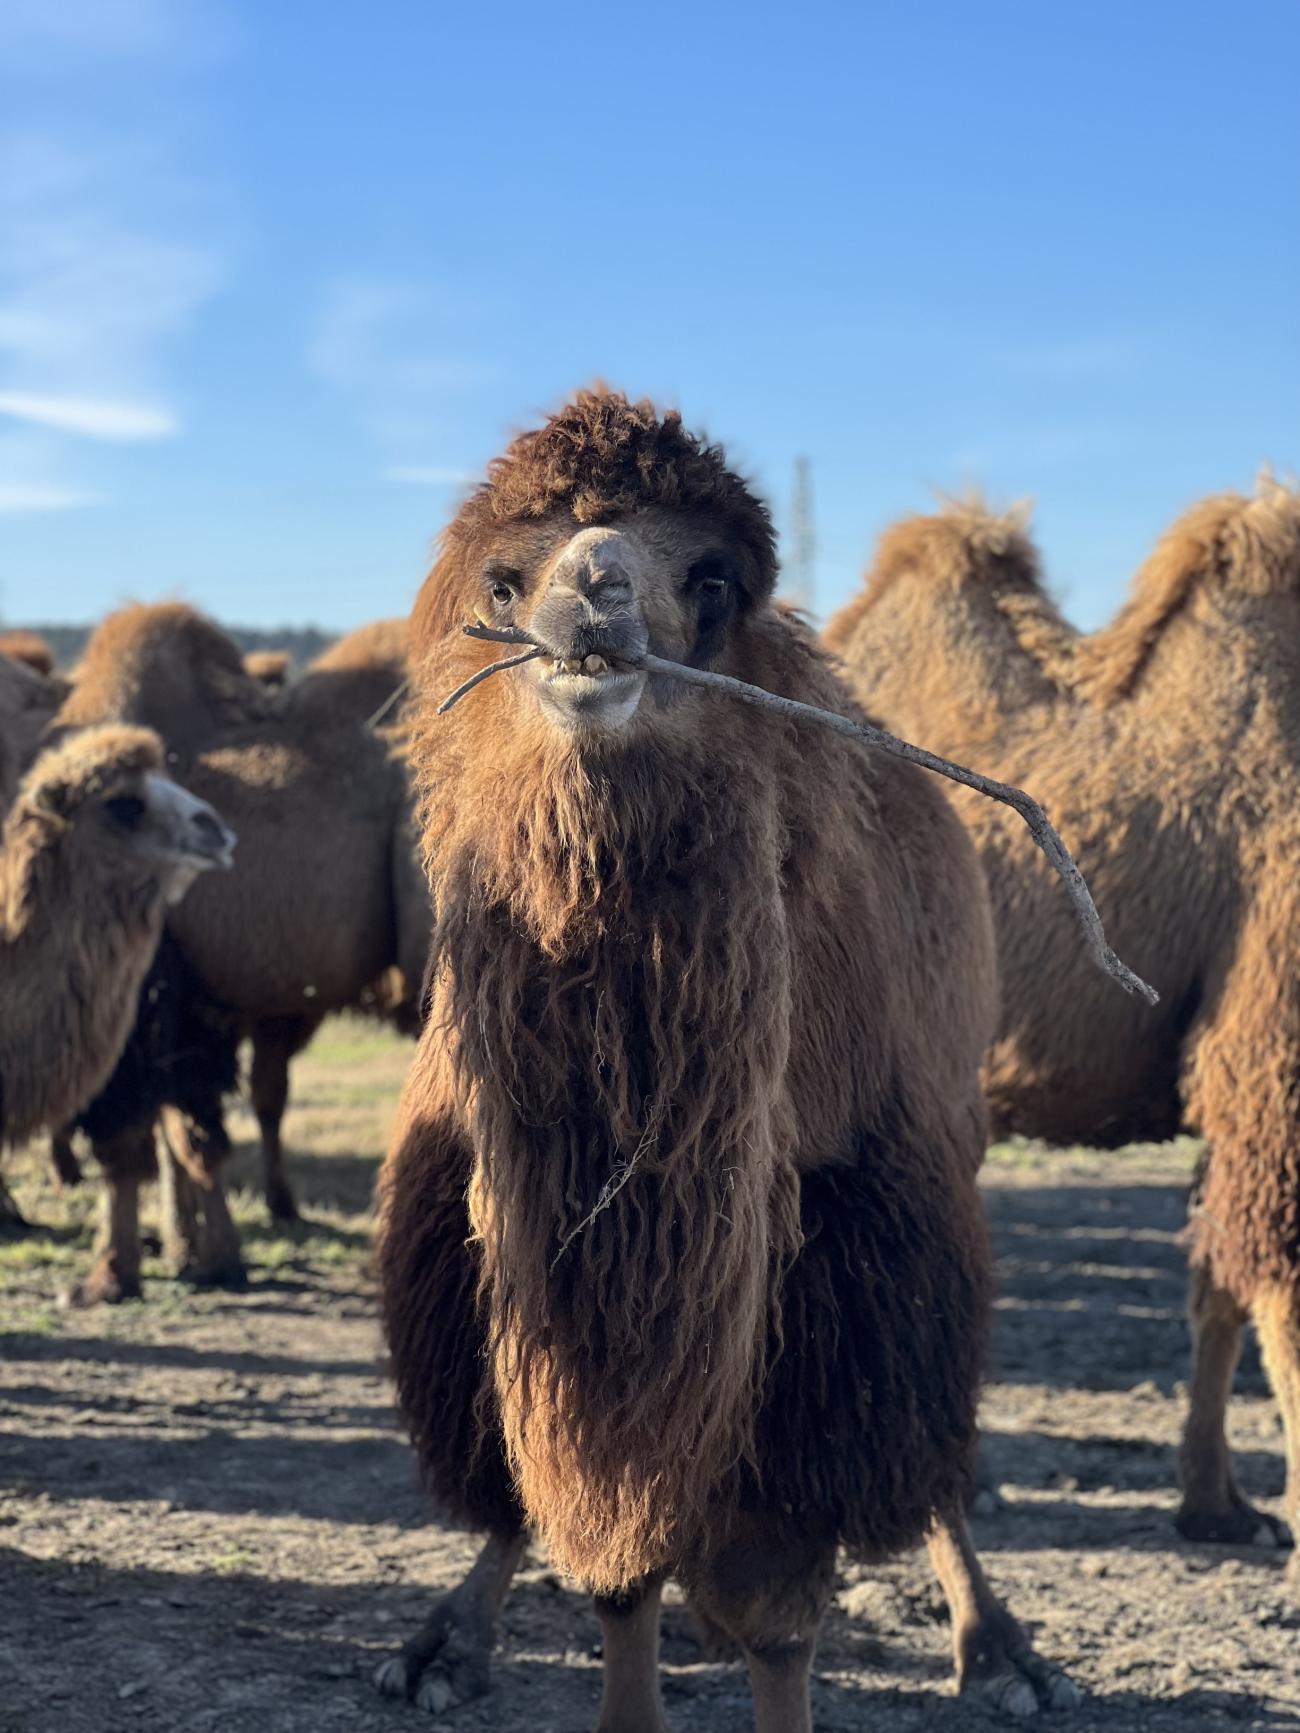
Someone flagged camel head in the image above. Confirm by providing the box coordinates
[9,725,236,909]
[414,389,777,743]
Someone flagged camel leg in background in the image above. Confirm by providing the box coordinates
[927,1510,1079,1714]
[687,1520,836,1733]
[161,1104,245,1288]
[1176,1266,1291,1546]
[0,1173,29,1233]
[593,1578,669,1733]
[61,1124,156,1307]
[374,1526,527,1712]
[250,1015,319,1223]
[48,1128,83,1191]
[1252,1285,1300,1580]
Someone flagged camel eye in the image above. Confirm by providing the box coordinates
[483,564,521,611]
[686,555,731,602]
[105,793,146,829]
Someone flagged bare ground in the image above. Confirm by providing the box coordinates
[1,1023,1297,1732]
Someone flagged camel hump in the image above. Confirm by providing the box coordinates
[825,496,1043,655]
[244,649,292,690]
[56,601,271,744]
[1075,473,1300,704]
[0,631,56,677]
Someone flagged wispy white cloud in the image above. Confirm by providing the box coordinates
[386,464,476,488]
[0,391,175,441]
[0,132,223,504]
[0,483,102,514]
[309,276,493,471]
[0,0,234,68]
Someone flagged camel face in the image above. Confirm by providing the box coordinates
[482,509,740,734]
[80,770,236,901]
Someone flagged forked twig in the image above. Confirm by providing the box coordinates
[436,648,544,714]
[447,621,1159,1006]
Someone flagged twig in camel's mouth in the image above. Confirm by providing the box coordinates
[438,618,1161,1009]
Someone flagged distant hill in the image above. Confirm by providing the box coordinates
[12,622,338,674]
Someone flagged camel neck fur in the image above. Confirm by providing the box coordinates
[414,650,802,1590]
[1,810,164,1145]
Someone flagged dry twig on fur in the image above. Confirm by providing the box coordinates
[436,650,543,715]
[447,621,1159,1006]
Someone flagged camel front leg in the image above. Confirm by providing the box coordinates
[48,1128,83,1191]
[373,1524,526,1714]
[687,1520,836,1733]
[61,1125,155,1307]
[1252,1284,1300,1576]
[250,1015,318,1223]
[927,1510,1079,1715]
[594,1577,668,1733]
[1177,1266,1290,1547]
[161,1105,245,1288]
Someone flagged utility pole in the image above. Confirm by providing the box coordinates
[786,455,816,616]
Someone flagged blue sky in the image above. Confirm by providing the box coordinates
[1,0,1296,630]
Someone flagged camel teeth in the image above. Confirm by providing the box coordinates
[583,654,609,675]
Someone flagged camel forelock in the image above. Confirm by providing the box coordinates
[443,388,776,601]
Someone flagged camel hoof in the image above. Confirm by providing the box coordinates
[415,1673,454,1715]
[960,1636,1080,1718]
[372,1656,410,1698]
[371,1609,495,1714]
[60,1261,141,1309]
[179,1258,248,1292]
[1176,1500,1293,1550]
[266,1187,300,1225]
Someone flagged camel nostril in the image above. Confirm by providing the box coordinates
[191,807,229,852]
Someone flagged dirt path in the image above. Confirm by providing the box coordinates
[1,1031,1297,1730]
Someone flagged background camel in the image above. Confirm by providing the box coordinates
[0,723,232,1167]
[373,390,1073,1729]
[243,648,292,691]
[237,616,421,1221]
[0,647,71,816]
[828,478,1300,1566]
[48,603,429,1298]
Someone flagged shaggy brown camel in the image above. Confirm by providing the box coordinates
[373,391,1075,1730]
[829,478,1300,1564]
[49,603,430,1296]
[0,725,232,1156]
[238,616,421,1220]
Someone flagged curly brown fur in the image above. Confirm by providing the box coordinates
[55,602,271,760]
[381,391,996,1609]
[834,476,1300,1546]
[0,727,221,1145]
[825,499,1078,752]
[1073,475,1300,706]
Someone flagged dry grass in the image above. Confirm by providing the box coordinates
[0,1016,412,1326]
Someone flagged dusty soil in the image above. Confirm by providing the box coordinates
[1,1025,1297,1732]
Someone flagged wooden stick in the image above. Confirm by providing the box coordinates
[448,621,1159,1006]
[436,648,544,714]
